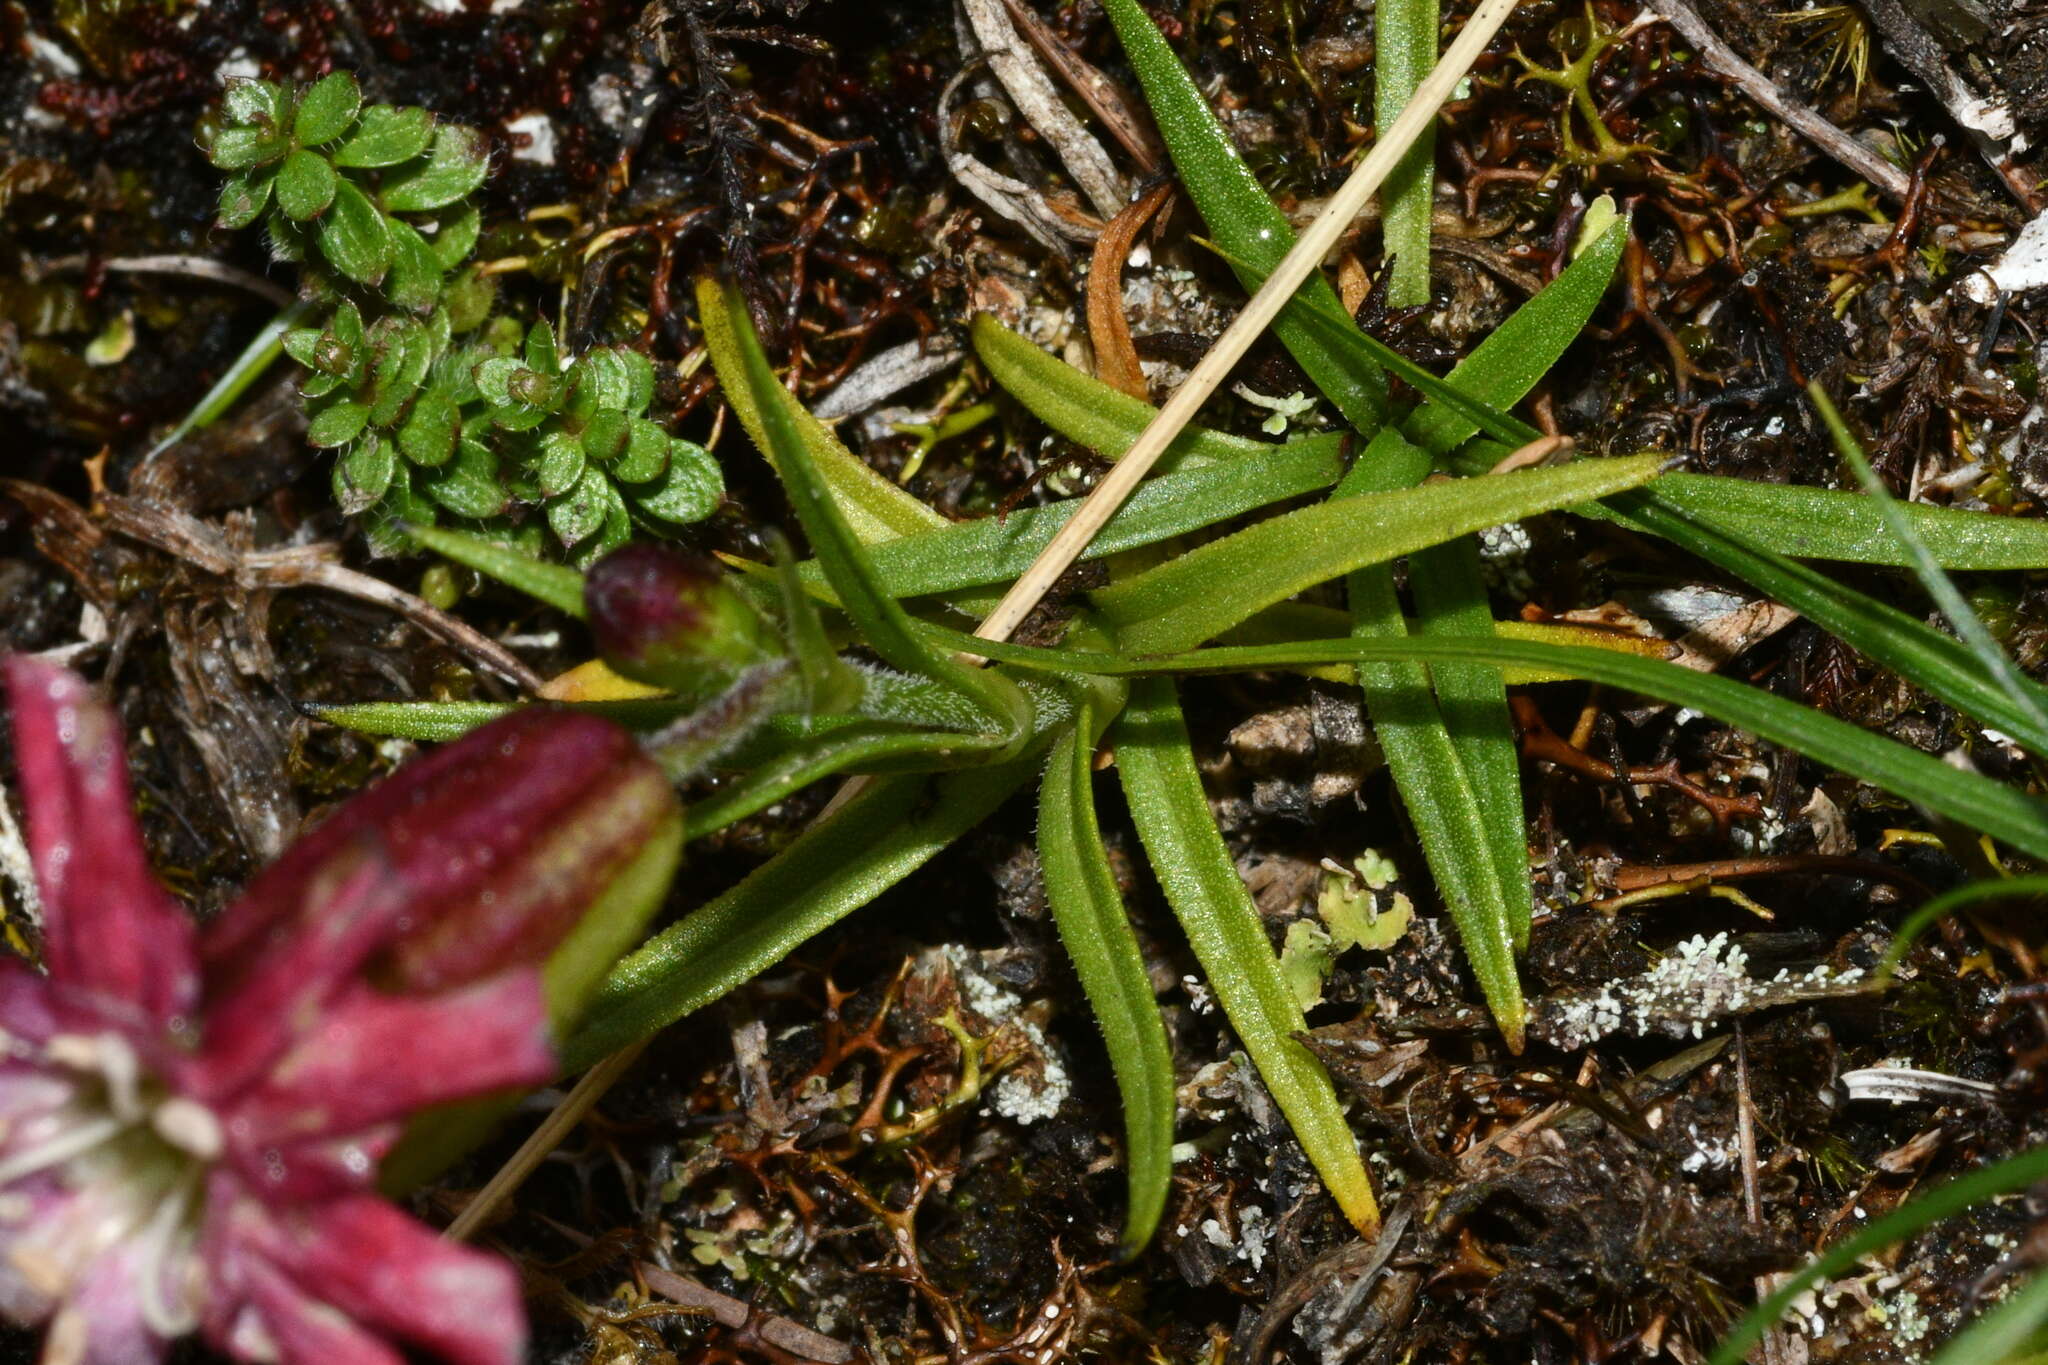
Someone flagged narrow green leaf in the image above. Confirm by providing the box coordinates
[147,298,316,460]
[1808,379,2048,749]
[1606,488,2048,755]
[294,71,361,146]
[380,124,490,212]
[796,431,1346,599]
[1114,677,1379,1232]
[567,754,1046,1070]
[317,178,394,285]
[1405,216,1627,455]
[1097,455,1663,652]
[696,276,942,544]
[1708,1145,2048,1365]
[1877,875,2048,982]
[953,632,2048,865]
[1097,0,1386,433]
[1408,535,1530,951]
[1339,428,1523,1043]
[334,105,435,168]
[1038,677,1174,1254]
[704,277,1026,743]
[1588,473,2048,569]
[1376,0,1439,306]
[400,522,588,617]
[1929,1269,2048,1364]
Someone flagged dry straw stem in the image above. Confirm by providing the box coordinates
[969,0,1523,645]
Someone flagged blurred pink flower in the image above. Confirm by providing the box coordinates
[0,655,677,1365]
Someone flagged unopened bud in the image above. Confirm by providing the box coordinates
[584,544,786,697]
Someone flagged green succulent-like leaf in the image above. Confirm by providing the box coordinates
[384,219,443,313]
[318,178,394,285]
[300,370,347,400]
[442,266,496,333]
[614,417,670,482]
[420,437,505,519]
[222,78,288,128]
[583,409,631,463]
[473,356,519,407]
[581,478,637,567]
[622,350,656,413]
[365,319,435,427]
[547,468,608,548]
[537,430,587,497]
[380,124,491,212]
[274,148,338,221]
[523,321,560,377]
[399,387,460,466]
[428,203,482,270]
[307,399,372,448]
[205,124,287,171]
[217,169,274,230]
[282,326,334,373]
[634,440,722,524]
[576,349,634,411]
[334,435,396,514]
[294,71,362,147]
[334,104,435,168]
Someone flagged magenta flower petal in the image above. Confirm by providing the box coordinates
[220,970,554,1160]
[206,1239,405,1365]
[192,845,412,1103]
[280,1197,528,1365]
[203,712,675,996]
[206,1188,525,1365]
[2,657,198,1026]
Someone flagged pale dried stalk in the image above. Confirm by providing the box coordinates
[444,1039,649,1242]
[969,0,1522,646]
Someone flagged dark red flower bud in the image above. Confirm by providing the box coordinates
[584,543,786,697]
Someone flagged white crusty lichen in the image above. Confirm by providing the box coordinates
[938,945,1072,1125]
[1538,933,1868,1050]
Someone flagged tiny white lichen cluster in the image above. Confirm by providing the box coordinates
[1477,522,1537,600]
[1542,933,1866,1050]
[942,946,1073,1126]
[1199,1204,1272,1272]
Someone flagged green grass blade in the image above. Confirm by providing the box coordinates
[1808,379,2048,749]
[1707,1144,2048,1365]
[1376,0,1439,307]
[1114,676,1380,1232]
[695,275,941,544]
[1607,487,2048,753]
[1098,455,1663,651]
[936,632,2048,863]
[1340,428,1523,1043]
[1037,677,1175,1254]
[799,433,1346,599]
[704,278,1030,744]
[1403,216,1626,455]
[401,522,589,617]
[567,750,1046,1070]
[1096,0,1387,433]
[1876,875,2048,981]
[1592,473,2048,569]
[1408,533,1530,951]
[1930,1270,2048,1364]
[146,298,319,459]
